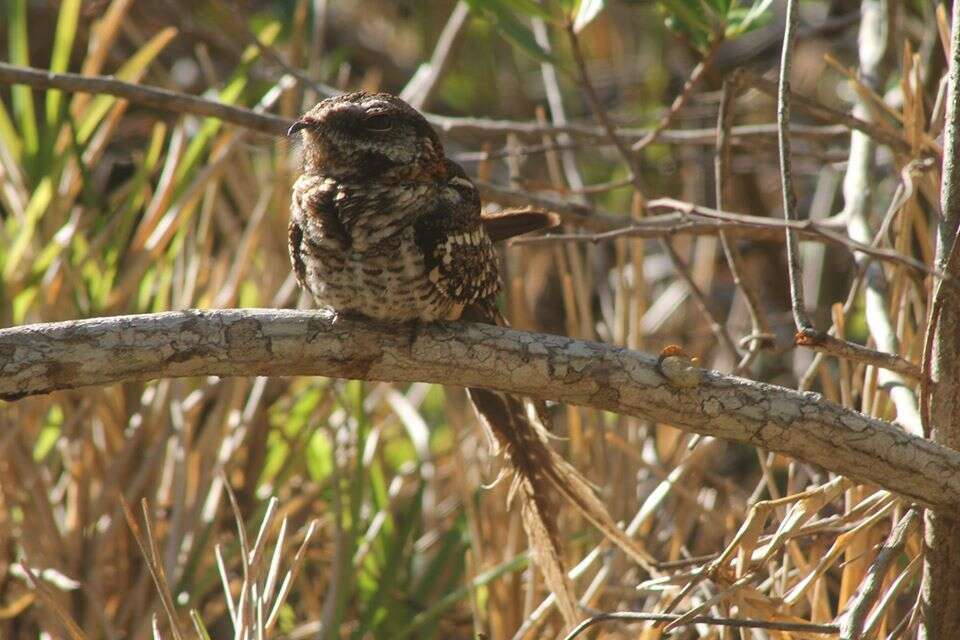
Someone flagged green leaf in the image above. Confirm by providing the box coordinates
[356,484,425,638]
[12,286,37,326]
[572,0,606,33]
[659,0,714,48]
[497,0,553,19]
[189,610,213,640]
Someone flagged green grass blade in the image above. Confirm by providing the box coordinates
[0,100,22,161]
[45,0,81,130]
[3,177,54,280]
[391,551,530,640]
[8,0,39,173]
[74,27,177,145]
[173,21,281,186]
[355,483,425,638]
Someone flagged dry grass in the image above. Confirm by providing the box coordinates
[0,0,946,638]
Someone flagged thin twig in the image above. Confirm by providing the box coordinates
[715,70,772,372]
[921,0,960,632]
[119,498,186,640]
[510,212,820,243]
[514,198,954,286]
[563,611,839,639]
[565,21,643,197]
[566,22,741,363]
[18,563,88,640]
[794,330,922,381]
[633,37,723,152]
[0,61,853,147]
[662,240,741,365]
[777,0,812,331]
[455,123,848,160]
[209,0,340,102]
[0,61,292,135]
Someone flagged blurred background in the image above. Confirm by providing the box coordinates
[0,0,941,638]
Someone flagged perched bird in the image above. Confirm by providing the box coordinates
[288,92,652,626]
[287,92,552,322]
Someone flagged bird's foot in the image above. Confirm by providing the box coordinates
[405,319,425,349]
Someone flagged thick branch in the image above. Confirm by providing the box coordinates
[2,310,959,510]
[923,0,960,635]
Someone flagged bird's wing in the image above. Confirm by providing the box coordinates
[413,176,500,306]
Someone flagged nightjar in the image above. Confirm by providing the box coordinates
[287,92,649,627]
[287,91,548,322]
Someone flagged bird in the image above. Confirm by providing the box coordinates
[287,92,653,626]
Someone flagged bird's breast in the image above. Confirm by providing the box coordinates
[290,176,455,321]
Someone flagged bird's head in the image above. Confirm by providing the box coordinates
[289,92,446,181]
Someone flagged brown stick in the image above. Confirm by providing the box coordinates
[0,62,292,136]
[794,328,923,382]
[633,37,723,152]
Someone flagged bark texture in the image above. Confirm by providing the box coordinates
[922,0,960,635]
[1,308,959,509]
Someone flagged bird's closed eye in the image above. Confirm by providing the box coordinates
[364,113,393,132]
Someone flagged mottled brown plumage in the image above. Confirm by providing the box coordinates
[287,92,648,627]
[288,92,504,322]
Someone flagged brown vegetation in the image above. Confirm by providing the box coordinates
[1,1,958,638]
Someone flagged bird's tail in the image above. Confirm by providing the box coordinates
[480,208,559,243]
[463,302,656,627]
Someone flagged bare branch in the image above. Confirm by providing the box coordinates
[0,61,292,136]
[715,71,771,372]
[564,611,838,639]
[777,0,812,331]
[795,329,922,382]
[2,309,960,509]
[515,198,953,286]
[0,61,853,151]
[923,0,960,634]
[633,37,723,152]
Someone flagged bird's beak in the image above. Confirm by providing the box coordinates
[287,119,310,136]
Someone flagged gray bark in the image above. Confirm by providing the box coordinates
[1,309,958,510]
[922,0,960,635]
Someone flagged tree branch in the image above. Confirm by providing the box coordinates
[923,0,960,634]
[2,309,959,510]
